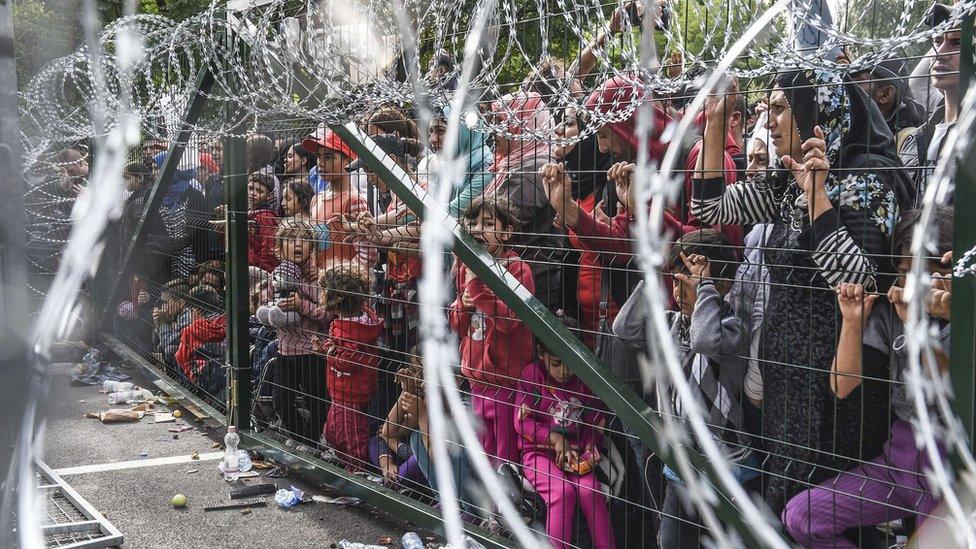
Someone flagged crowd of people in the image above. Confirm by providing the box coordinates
[38,0,965,546]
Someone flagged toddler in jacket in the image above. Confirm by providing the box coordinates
[317,263,384,470]
[514,315,614,549]
[449,196,535,466]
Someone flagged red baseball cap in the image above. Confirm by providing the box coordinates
[301,129,357,160]
[198,152,219,172]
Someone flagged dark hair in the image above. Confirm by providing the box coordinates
[318,263,370,317]
[248,172,275,193]
[366,106,420,140]
[892,207,953,262]
[463,195,523,231]
[432,50,456,72]
[536,313,580,356]
[733,95,748,117]
[188,284,222,312]
[246,134,276,172]
[278,140,316,175]
[123,160,153,186]
[283,177,314,215]
[667,229,739,282]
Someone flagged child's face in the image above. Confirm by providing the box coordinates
[247,180,270,210]
[469,208,513,257]
[281,186,299,216]
[281,234,313,264]
[895,248,952,291]
[542,352,574,383]
[672,272,697,317]
[317,148,348,177]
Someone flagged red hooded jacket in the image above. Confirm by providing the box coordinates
[175,314,227,382]
[325,308,384,405]
[449,252,535,391]
[248,208,279,272]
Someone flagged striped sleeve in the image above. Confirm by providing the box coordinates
[806,208,878,290]
[691,177,780,225]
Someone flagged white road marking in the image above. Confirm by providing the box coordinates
[53,452,224,476]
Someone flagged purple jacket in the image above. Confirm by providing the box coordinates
[514,360,607,453]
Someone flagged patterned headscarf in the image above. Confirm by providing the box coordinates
[769,69,915,235]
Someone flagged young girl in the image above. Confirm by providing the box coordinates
[515,315,614,549]
[281,177,314,218]
[271,218,329,445]
[316,263,384,470]
[449,196,535,466]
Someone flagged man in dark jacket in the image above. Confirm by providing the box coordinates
[898,3,960,204]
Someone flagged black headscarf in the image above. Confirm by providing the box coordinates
[562,130,612,201]
[774,69,916,211]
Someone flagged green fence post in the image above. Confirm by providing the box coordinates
[950,13,975,443]
[330,123,778,547]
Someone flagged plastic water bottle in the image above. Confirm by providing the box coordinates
[401,532,424,549]
[336,541,387,549]
[108,388,153,405]
[102,380,134,392]
[223,426,240,475]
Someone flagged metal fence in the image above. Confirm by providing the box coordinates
[20,0,976,547]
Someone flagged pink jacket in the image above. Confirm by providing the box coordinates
[514,360,607,453]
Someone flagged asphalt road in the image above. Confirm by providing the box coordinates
[41,361,411,549]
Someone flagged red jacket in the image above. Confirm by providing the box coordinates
[175,315,227,382]
[449,252,535,391]
[325,308,384,405]
[248,208,279,272]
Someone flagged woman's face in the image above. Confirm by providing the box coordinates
[765,88,802,158]
[552,108,580,160]
[596,124,633,159]
[285,146,307,174]
[746,138,769,179]
[281,186,299,216]
[429,121,447,152]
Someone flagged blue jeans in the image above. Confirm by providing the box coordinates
[410,430,482,518]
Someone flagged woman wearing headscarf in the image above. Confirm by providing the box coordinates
[153,152,208,280]
[691,69,915,512]
[485,91,565,311]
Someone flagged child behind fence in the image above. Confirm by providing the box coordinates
[449,196,535,466]
[317,263,384,470]
[268,218,329,446]
[174,284,227,398]
[616,228,757,548]
[514,314,615,549]
[783,208,953,548]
